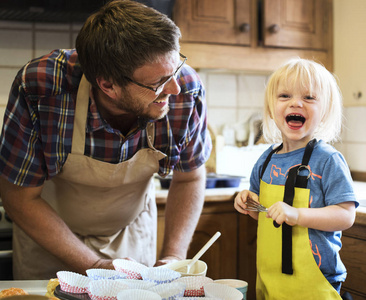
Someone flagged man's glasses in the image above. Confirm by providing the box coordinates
[124,53,187,95]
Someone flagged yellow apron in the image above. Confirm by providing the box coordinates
[256,141,342,300]
[13,76,167,279]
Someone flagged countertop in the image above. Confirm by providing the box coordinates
[0,280,49,295]
[155,179,366,225]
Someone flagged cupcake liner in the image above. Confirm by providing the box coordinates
[116,279,155,290]
[204,282,243,300]
[87,279,129,300]
[175,298,222,300]
[117,289,162,300]
[148,282,186,300]
[86,269,127,280]
[141,267,181,285]
[112,259,148,280]
[57,271,91,294]
[176,276,213,297]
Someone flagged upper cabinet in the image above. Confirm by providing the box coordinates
[263,0,329,50]
[173,0,333,72]
[173,0,251,46]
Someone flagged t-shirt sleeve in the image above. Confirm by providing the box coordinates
[321,152,358,208]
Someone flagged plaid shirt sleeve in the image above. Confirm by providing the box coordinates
[0,49,79,187]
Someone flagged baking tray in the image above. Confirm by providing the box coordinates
[157,174,245,189]
[54,285,90,300]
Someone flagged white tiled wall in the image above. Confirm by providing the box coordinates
[0,20,365,173]
[0,20,82,127]
[198,70,268,135]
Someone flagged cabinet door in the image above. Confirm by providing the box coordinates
[173,0,252,46]
[188,212,238,279]
[263,0,330,50]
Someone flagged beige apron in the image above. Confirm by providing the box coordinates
[13,76,166,279]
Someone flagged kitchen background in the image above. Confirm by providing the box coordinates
[0,0,365,177]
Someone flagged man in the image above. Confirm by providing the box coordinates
[0,0,211,279]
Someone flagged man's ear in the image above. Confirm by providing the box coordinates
[96,77,117,99]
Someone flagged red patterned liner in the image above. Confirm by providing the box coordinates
[117,268,142,280]
[87,291,118,300]
[59,281,88,294]
[184,286,205,297]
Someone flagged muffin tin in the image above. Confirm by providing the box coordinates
[158,173,244,189]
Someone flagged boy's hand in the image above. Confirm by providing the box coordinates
[267,202,299,226]
[234,190,260,220]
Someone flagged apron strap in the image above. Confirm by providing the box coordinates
[260,143,283,179]
[72,75,90,155]
[281,139,316,275]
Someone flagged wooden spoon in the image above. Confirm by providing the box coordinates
[185,231,221,274]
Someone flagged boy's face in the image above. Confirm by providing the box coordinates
[272,79,323,150]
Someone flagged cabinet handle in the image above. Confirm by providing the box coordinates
[239,23,250,33]
[268,24,280,34]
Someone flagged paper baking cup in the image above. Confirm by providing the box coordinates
[141,267,181,284]
[57,271,91,294]
[112,259,148,280]
[176,276,213,297]
[204,282,243,300]
[87,279,129,300]
[175,298,222,300]
[148,282,186,300]
[86,269,127,280]
[116,279,155,290]
[117,289,162,300]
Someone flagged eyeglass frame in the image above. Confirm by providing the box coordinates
[123,53,187,94]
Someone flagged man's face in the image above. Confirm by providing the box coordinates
[111,52,183,120]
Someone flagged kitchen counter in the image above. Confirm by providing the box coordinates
[156,179,366,299]
[0,280,48,295]
[156,180,366,223]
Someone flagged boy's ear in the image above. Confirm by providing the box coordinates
[96,77,117,99]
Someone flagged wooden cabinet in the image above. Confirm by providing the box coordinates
[157,195,258,300]
[340,213,366,300]
[173,0,251,46]
[173,0,333,71]
[263,0,330,50]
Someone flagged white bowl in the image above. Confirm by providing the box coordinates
[162,259,207,277]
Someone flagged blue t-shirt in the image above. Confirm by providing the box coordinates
[250,140,358,284]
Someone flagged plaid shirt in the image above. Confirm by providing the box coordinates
[0,49,211,187]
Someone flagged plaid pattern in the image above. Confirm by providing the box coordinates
[0,49,211,186]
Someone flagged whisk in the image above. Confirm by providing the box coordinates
[244,197,268,212]
[244,197,281,227]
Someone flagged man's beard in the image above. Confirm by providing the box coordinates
[116,89,170,120]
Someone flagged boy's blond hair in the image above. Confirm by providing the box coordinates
[262,58,343,144]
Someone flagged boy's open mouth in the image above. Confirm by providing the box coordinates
[286,114,306,127]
